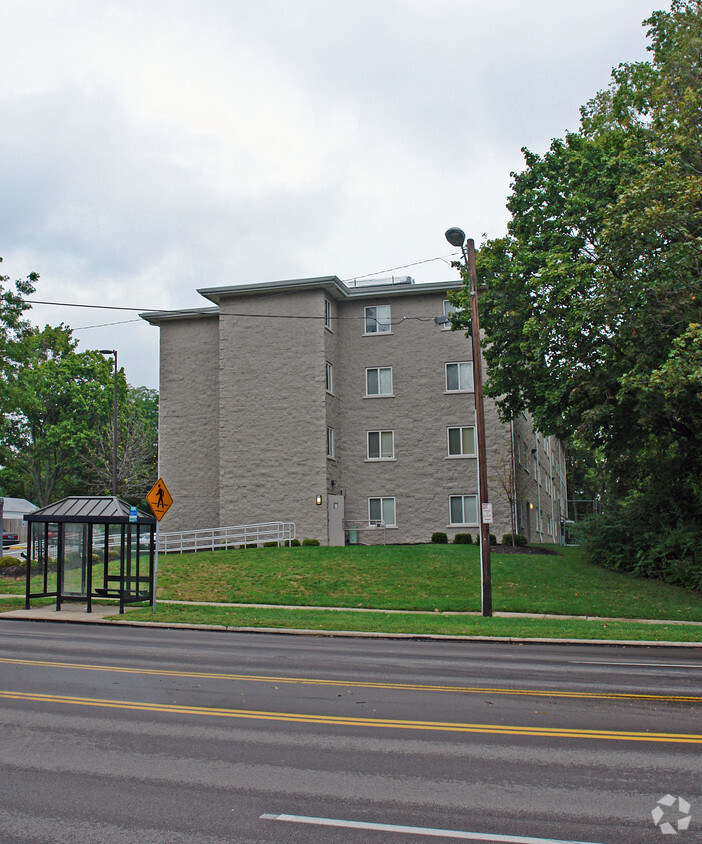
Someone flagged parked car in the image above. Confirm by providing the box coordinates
[2,532,19,547]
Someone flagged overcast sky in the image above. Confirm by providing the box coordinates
[2,0,661,389]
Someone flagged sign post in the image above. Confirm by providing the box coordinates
[146,478,173,613]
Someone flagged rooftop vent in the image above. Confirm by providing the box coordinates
[347,275,415,288]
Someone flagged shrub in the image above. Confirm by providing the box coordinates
[262,541,278,547]
[431,532,448,544]
[0,556,22,568]
[453,533,472,544]
[290,538,301,547]
[302,538,320,546]
[489,534,497,545]
[502,533,528,546]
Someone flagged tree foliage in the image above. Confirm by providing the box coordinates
[81,385,159,505]
[0,260,159,507]
[0,325,115,505]
[450,1,702,587]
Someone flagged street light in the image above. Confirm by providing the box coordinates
[445,228,492,617]
[99,349,118,497]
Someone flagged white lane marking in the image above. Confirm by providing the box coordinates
[571,661,701,669]
[260,813,607,843]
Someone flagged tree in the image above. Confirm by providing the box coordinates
[449,1,702,587]
[82,385,159,504]
[0,259,38,440]
[0,325,115,505]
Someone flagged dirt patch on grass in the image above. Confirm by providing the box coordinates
[492,544,561,555]
[0,565,27,578]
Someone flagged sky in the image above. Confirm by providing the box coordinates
[1,0,662,389]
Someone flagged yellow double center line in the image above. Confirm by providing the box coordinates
[1,689,701,743]
[1,657,700,703]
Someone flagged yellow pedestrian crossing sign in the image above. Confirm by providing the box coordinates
[147,478,173,521]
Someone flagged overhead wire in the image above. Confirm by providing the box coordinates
[22,250,464,327]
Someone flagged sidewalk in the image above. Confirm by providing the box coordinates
[2,598,701,647]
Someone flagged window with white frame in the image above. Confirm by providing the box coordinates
[367,430,394,460]
[364,304,391,334]
[449,494,478,525]
[325,361,333,394]
[326,426,334,458]
[445,361,473,392]
[369,496,396,526]
[447,426,476,457]
[441,299,463,330]
[366,366,393,396]
[324,298,333,331]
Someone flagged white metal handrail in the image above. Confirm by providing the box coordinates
[158,522,296,554]
[343,519,387,545]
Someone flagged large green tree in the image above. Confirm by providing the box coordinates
[0,259,38,437]
[0,325,116,505]
[450,0,702,587]
[81,385,159,505]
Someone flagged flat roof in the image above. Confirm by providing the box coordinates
[141,276,462,324]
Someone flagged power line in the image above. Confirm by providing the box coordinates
[341,251,461,283]
[72,318,143,331]
[23,251,463,316]
[25,299,148,312]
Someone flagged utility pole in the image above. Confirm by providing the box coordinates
[445,228,492,616]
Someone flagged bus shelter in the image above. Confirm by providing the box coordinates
[25,496,156,614]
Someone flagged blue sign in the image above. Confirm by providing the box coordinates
[129,506,138,523]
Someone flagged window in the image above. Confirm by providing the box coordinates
[449,494,478,525]
[369,496,396,526]
[447,426,476,457]
[365,304,391,334]
[445,361,473,392]
[327,427,334,458]
[324,298,333,331]
[367,430,394,460]
[441,299,463,329]
[326,361,333,394]
[366,366,393,396]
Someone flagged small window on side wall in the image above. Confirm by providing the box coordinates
[324,299,333,330]
[449,494,478,525]
[366,366,393,396]
[447,426,476,457]
[367,430,394,460]
[365,305,391,334]
[441,299,463,329]
[326,427,334,458]
[445,361,473,392]
[369,496,396,527]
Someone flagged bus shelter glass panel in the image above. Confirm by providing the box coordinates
[29,522,59,596]
[62,522,89,597]
[101,524,123,595]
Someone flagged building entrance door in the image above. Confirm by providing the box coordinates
[327,495,345,546]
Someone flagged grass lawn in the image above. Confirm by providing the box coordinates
[150,543,702,621]
[120,602,702,642]
[3,544,701,641]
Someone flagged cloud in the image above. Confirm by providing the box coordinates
[0,0,656,387]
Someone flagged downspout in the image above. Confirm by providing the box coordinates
[510,420,518,540]
[535,432,542,542]
[548,439,554,541]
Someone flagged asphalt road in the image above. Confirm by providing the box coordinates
[0,619,700,843]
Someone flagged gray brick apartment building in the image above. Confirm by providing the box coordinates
[142,275,566,545]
